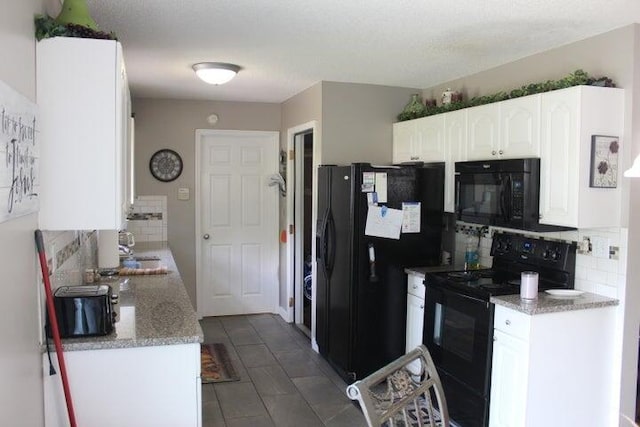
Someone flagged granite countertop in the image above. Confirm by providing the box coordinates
[490,291,619,315]
[51,242,203,352]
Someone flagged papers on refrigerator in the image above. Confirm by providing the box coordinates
[402,202,421,233]
[365,205,403,239]
[374,173,388,203]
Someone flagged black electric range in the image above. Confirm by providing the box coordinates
[422,231,577,427]
[426,231,577,301]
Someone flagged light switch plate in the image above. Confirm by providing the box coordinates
[177,187,190,201]
[591,236,610,259]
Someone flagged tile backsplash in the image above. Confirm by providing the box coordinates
[126,195,168,242]
[453,221,627,298]
[41,230,97,288]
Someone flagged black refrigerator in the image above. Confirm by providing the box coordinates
[316,162,444,383]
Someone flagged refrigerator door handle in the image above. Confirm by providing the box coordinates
[317,213,328,269]
[326,212,336,274]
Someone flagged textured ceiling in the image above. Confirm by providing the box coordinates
[81,0,640,103]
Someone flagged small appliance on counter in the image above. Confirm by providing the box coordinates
[118,230,135,248]
[47,284,117,338]
[97,229,120,269]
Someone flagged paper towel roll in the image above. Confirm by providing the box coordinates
[97,230,119,268]
[520,271,539,300]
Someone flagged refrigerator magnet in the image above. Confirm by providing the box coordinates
[362,172,375,192]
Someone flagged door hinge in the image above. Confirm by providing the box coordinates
[289,150,295,160]
[289,224,295,234]
[288,297,294,307]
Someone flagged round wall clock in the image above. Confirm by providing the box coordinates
[149,149,183,182]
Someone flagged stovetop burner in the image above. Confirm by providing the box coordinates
[447,271,480,281]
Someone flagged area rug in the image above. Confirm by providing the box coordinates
[201,343,240,383]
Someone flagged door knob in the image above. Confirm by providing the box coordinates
[203,234,210,240]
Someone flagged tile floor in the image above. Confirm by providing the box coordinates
[200,314,368,427]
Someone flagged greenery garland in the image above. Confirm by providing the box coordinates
[35,14,116,41]
[398,70,615,122]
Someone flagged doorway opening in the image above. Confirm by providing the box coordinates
[294,130,314,336]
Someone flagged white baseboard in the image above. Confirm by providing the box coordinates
[277,306,291,323]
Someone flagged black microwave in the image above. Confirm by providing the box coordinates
[455,158,571,232]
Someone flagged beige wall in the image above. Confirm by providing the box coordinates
[279,83,322,312]
[133,98,282,307]
[423,25,640,422]
[322,82,418,165]
[0,0,45,425]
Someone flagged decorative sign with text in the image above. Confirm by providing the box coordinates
[0,79,39,223]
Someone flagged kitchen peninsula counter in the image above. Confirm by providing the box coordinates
[55,242,203,352]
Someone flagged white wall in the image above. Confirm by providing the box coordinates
[0,0,46,425]
[321,81,418,165]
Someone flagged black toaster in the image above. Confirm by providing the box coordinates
[48,284,116,338]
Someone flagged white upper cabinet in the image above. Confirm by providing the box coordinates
[466,103,500,160]
[539,86,624,228]
[392,86,623,227]
[37,37,131,230]
[444,110,467,212]
[467,96,540,160]
[393,115,445,163]
[500,95,540,158]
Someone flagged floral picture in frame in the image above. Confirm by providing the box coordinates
[590,135,619,188]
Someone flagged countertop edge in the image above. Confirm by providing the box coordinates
[490,292,619,315]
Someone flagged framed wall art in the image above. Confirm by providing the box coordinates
[0,79,39,223]
[589,135,619,188]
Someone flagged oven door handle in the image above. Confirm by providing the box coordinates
[428,282,490,308]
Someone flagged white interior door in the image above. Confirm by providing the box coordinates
[196,130,279,317]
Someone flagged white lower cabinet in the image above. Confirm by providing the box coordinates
[489,329,529,427]
[43,343,202,427]
[489,305,615,427]
[405,274,425,374]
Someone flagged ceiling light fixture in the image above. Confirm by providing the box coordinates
[192,62,241,85]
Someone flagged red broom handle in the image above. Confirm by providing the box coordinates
[35,230,77,427]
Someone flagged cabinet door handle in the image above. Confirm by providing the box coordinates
[203,234,210,240]
[498,150,504,155]
[412,285,418,289]
[420,304,424,309]
[491,150,497,155]
[493,336,497,342]
[505,319,511,325]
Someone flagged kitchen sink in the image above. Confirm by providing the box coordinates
[121,256,163,269]
[134,256,161,269]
